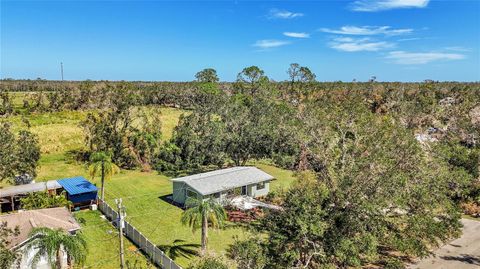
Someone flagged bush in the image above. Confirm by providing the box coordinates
[227,236,266,269]
[187,255,229,269]
[20,191,71,210]
[461,202,480,217]
[383,258,405,269]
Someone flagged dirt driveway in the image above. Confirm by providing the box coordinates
[409,218,480,269]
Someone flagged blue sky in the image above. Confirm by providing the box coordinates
[1,0,479,82]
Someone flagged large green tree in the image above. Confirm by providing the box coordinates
[0,122,40,183]
[259,101,462,268]
[195,68,219,83]
[235,66,270,96]
[181,198,227,255]
[82,89,162,169]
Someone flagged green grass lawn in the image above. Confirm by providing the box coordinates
[74,210,154,269]
[96,163,295,267]
[2,106,297,268]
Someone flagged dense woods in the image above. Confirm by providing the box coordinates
[1,69,479,268]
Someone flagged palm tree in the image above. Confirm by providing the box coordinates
[157,239,200,260]
[181,197,227,255]
[24,227,87,269]
[88,151,119,200]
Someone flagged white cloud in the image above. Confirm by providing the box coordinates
[397,37,422,41]
[253,39,290,49]
[351,0,429,12]
[283,32,310,38]
[445,46,471,52]
[386,51,466,64]
[320,25,413,36]
[268,9,304,19]
[329,37,394,52]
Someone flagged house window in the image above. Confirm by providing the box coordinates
[186,189,197,199]
[213,192,221,199]
[257,182,265,190]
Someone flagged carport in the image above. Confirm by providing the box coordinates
[57,176,98,208]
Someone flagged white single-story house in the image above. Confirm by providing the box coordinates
[171,166,274,206]
[0,207,81,269]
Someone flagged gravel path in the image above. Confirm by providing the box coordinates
[409,218,480,269]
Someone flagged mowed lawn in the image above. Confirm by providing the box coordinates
[4,105,297,268]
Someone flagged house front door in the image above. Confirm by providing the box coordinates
[241,186,247,195]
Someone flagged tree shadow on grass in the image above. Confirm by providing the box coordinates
[440,254,480,265]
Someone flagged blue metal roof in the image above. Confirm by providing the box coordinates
[57,176,98,195]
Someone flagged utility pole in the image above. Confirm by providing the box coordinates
[115,198,126,269]
[60,62,64,81]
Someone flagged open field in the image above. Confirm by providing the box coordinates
[2,106,296,268]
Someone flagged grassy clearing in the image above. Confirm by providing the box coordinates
[3,106,296,268]
[95,165,295,267]
[74,210,154,269]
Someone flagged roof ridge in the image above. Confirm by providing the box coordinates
[174,166,257,182]
[33,208,78,227]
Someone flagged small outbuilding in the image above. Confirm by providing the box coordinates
[0,180,62,212]
[57,176,98,207]
[171,166,274,206]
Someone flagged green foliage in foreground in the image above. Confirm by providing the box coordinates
[228,236,267,269]
[252,100,464,268]
[187,255,229,269]
[0,222,20,268]
[19,191,71,210]
[24,227,87,269]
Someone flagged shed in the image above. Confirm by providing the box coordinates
[171,166,274,205]
[57,176,98,205]
[0,180,62,211]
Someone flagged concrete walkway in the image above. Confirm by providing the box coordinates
[409,218,480,269]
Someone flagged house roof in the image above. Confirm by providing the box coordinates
[171,166,274,196]
[0,207,81,249]
[0,180,62,198]
[57,176,97,195]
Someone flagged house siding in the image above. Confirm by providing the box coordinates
[172,181,186,205]
[248,181,270,197]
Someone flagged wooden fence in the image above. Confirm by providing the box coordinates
[98,199,182,269]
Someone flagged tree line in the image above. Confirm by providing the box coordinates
[1,65,479,268]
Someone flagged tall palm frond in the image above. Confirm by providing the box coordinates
[23,227,87,269]
[88,151,119,200]
[180,197,227,254]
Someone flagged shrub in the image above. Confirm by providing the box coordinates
[461,202,480,217]
[187,255,229,269]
